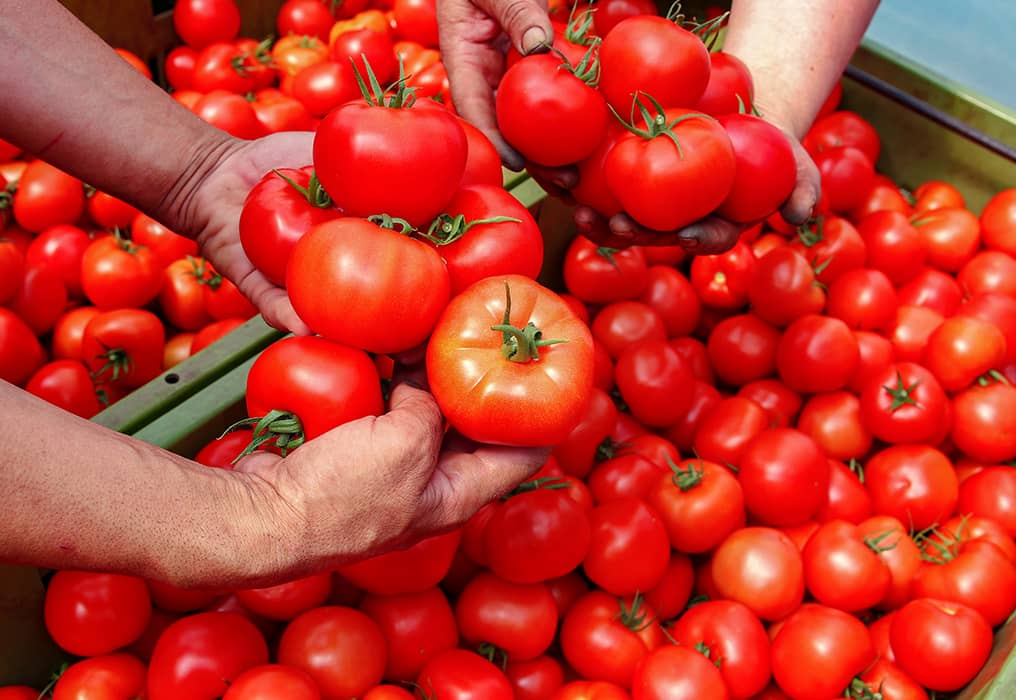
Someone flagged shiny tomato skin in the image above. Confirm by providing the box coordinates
[648,458,745,554]
[824,267,897,331]
[614,340,694,427]
[912,206,981,273]
[788,215,867,287]
[194,90,268,139]
[360,586,458,682]
[174,0,241,48]
[131,213,198,268]
[796,392,872,462]
[222,664,322,700]
[912,539,1016,626]
[339,530,461,596]
[414,649,514,700]
[801,519,890,612]
[958,249,1016,298]
[712,527,805,622]
[747,247,826,329]
[776,314,859,394]
[278,0,336,41]
[738,428,830,527]
[25,360,102,419]
[25,223,92,299]
[506,656,565,700]
[591,301,667,360]
[859,362,949,446]
[80,235,162,310]
[563,235,648,304]
[553,388,618,479]
[81,309,165,390]
[236,573,332,621]
[9,263,67,335]
[865,445,959,532]
[716,114,796,223]
[455,571,558,662]
[12,160,84,232]
[805,110,881,164]
[956,467,1016,537]
[695,51,754,117]
[630,645,729,700]
[160,257,212,331]
[636,265,700,339]
[856,210,926,285]
[692,396,770,468]
[706,313,781,386]
[980,188,1016,255]
[51,306,101,362]
[459,118,505,187]
[52,653,147,700]
[951,381,1016,463]
[583,497,670,596]
[44,571,151,657]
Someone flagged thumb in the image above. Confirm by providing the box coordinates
[476,0,554,55]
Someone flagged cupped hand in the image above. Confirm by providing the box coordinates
[438,0,554,170]
[232,381,549,585]
[179,131,316,335]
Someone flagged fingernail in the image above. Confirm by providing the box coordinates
[678,233,701,250]
[521,27,549,55]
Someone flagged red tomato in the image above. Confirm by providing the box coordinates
[563,235,648,304]
[692,396,769,468]
[802,519,890,612]
[716,114,796,223]
[174,0,241,49]
[0,238,24,305]
[80,234,162,310]
[796,392,871,462]
[583,497,670,595]
[747,247,826,328]
[506,656,565,700]
[455,572,557,662]
[805,110,881,164]
[200,265,257,321]
[662,380,722,453]
[587,453,664,504]
[859,362,949,445]
[696,51,754,117]
[636,265,700,338]
[392,0,438,46]
[458,118,504,187]
[194,90,268,139]
[245,335,382,444]
[890,598,992,692]
[223,665,322,700]
[591,301,667,360]
[81,309,165,389]
[52,653,147,700]
[236,572,332,621]
[960,293,1016,365]
[850,174,913,220]
[958,249,1016,298]
[360,586,458,682]
[648,457,744,554]
[736,379,803,428]
[630,645,729,700]
[770,604,874,699]
[149,612,268,700]
[865,444,959,531]
[131,213,198,268]
[553,388,618,479]
[956,467,1016,537]
[614,340,694,427]
[12,160,84,232]
[848,329,895,395]
[25,223,92,298]
[45,571,151,657]
[415,649,513,700]
[913,538,1016,626]
[51,306,101,361]
[191,317,245,354]
[814,146,875,214]
[166,45,198,90]
[330,27,398,86]
[738,428,830,527]
[856,210,926,284]
[147,579,220,612]
[824,267,897,331]
[278,0,337,41]
[26,360,101,419]
[706,313,781,386]
[572,122,626,219]
[339,530,460,595]
[912,206,980,272]
[288,217,450,353]
[951,380,1016,463]
[924,315,1006,391]
[551,681,631,700]
[643,553,694,621]
[289,60,361,117]
[776,314,859,393]
[10,263,67,335]
[788,215,867,287]
[160,257,213,331]
[427,275,593,446]
[711,527,804,621]
[689,241,755,310]
[855,516,922,611]
[856,660,928,700]
[980,188,1016,255]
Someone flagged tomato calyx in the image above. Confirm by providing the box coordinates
[845,677,884,700]
[272,168,334,209]
[552,40,602,87]
[849,458,865,484]
[863,529,899,555]
[477,641,510,670]
[797,217,826,247]
[595,245,622,269]
[92,342,133,383]
[563,6,598,47]
[233,36,276,76]
[614,593,655,632]
[490,282,567,363]
[685,11,728,51]
[417,213,522,247]
[595,436,628,462]
[37,662,69,700]
[976,369,1009,387]
[110,227,144,256]
[611,94,712,155]
[353,56,417,108]
[367,213,415,235]
[667,455,704,491]
[506,476,570,499]
[882,370,922,412]
[226,409,307,460]
[694,641,723,669]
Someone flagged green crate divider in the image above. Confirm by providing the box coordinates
[90,315,284,437]
[959,613,1016,700]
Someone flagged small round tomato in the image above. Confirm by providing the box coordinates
[236,573,332,621]
[865,444,959,531]
[706,313,781,387]
[455,572,558,662]
[24,223,92,299]
[630,645,729,700]
[563,235,648,304]
[174,0,241,49]
[583,497,670,596]
[131,212,198,268]
[222,665,321,700]
[856,210,925,285]
[692,396,770,468]
[648,458,744,555]
[45,571,151,657]
[80,233,162,310]
[52,653,147,700]
[956,467,1016,537]
[912,206,980,273]
[980,188,1016,255]
[712,527,804,622]
[859,362,949,446]
[81,309,166,389]
[12,160,84,232]
[415,649,513,700]
[824,267,897,331]
[26,360,102,419]
[951,380,1016,463]
[777,314,859,393]
[360,587,458,683]
[802,519,891,612]
[738,428,830,527]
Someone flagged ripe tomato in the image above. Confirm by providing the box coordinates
[614,340,694,427]
[689,240,755,310]
[824,267,897,331]
[191,317,245,354]
[497,53,607,167]
[160,257,213,331]
[563,235,647,303]
[26,360,101,419]
[858,362,949,445]
[913,538,1016,626]
[924,315,1006,392]
[591,301,667,360]
[583,497,670,595]
[9,263,67,335]
[251,88,315,132]
[788,215,867,287]
[738,428,830,527]
[330,28,398,86]
[0,238,24,305]
[174,0,241,49]
[553,388,617,479]
[289,60,360,117]
[706,313,781,386]
[802,519,890,612]
[865,445,959,531]
[360,586,458,682]
[631,645,729,700]
[816,459,873,524]
[912,206,980,272]
[51,306,101,361]
[770,604,874,699]
[980,188,1016,255]
[45,571,151,657]
[506,656,565,700]
[81,309,165,389]
[691,396,769,468]
[711,527,804,621]
[149,612,268,700]
[856,210,926,284]
[850,174,913,220]
[194,90,268,139]
[957,467,1016,537]
[200,265,257,321]
[458,118,504,187]
[716,114,796,223]
[427,275,593,446]
[288,217,450,353]
[598,16,710,113]
[958,249,1016,298]
[951,380,1016,463]
[455,572,558,662]
[485,486,591,583]
[131,213,198,268]
[278,0,337,41]
[392,0,438,46]
[245,335,383,443]
[165,45,198,90]
[805,110,881,164]
[313,86,466,226]
[223,665,322,700]
[890,598,992,692]
[12,160,84,232]
[696,51,754,117]
[747,248,825,328]
[80,234,162,310]
[339,530,461,595]
[776,314,859,393]
[737,379,802,427]
[52,653,147,700]
[551,681,631,700]
[856,660,928,700]
[25,223,92,298]
[606,109,735,232]
[236,572,332,621]
[662,380,722,454]
[636,265,700,338]
[814,146,875,213]
[648,457,744,554]
[423,184,543,297]
[796,392,871,462]
[415,649,513,700]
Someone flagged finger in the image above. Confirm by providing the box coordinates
[415,444,551,531]
[474,0,553,56]
[781,140,821,225]
[234,268,313,335]
[673,216,743,255]
[526,161,579,196]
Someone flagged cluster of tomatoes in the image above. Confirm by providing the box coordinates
[498,7,799,230]
[0,148,257,418]
[165,0,450,138]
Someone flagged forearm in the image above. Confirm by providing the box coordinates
[724,0,880,137]
[1,382,291,588]
[0,0,233,236]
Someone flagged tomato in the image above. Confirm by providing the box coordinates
[960,293,1016,364]
[9,263,66,335]
[663,380,722,453]
[194,89,268,139]
[131,213,198,268]
[454,572,557,662]
[736,379,802,428]
[858,362,949,445]
[51,306,101,361]
[191,41,254,93]
[981,188,1016,255]
[814,146,875,214]
[174,0,241,49]
[614,340,694,427]
[45,571,151,657]
[633,265,699,339]
[165,45,198,90]
[914,538,1016,626]
[563,235,648,304]
[932,514,1016,563]
[696,51,754,117]
[415,649,513,700]
[80,233,162,309]
[0,238,23,305]
[314,94,466,227]
[912,206,980,272]
[159,257,212,331]
[340,530,460,595]
[199,265,257,321]
[85,190,139,233]
[670,601,770,699]
[427,275,593,446]
[801,519,890,611]
[496,53,606,167]
[598,16,709,113]
[738,428,829,527]
[925,315,1006,392]
[711,527,805,621]
[12,160,84,232]
[81,309,165,389]
[606,109,735,232]
[689,241,755,310]
[706,313,781,386]
[330,27,398,86]
[591,302,666,360]
[747,248,825,328]
[392,0,438,46]
[561,591,663,688]
[52,653,147,700]
[805,110,881,164]
[583,497,669,595]
[278,0,337,41]
[424,184,543,297]
[889,304,945,364]
[484,483,591,580]
[856,660,928,700]
[0,689,39,700]
[551,681,631,700]
[958,249,1016,298]
[149,612,268,700]
[458,118,504,188]
[630,645,729,700]
[359,586,458,682]
[848,329,894,394]
[951,380,1016,463]
[24,224,91,299]
[815,459,873,524]
[506,656,565,700]
[236,573,332,622]
[716,114,796,223]
[824,267,897,331]
[890,598,992,692]
[26,360,101,419]
[850,174,913,220]
[642,553,693,622]
[288,60,358,116]
[585,452,660,504]
[692,396,769,468]
[770,604,874,700]
[797,392,870,462]
[245,335,382,445]
[865,444,959,531]
[856,210,926,284]
[788,215,867,287]
[957,467,1016,537]
[288,217,448,353]
[776,314,859,393]
[146,580,220,613]
[222,665,321,700]
[648,457,744,554]
[251,89,315,133]
[553,388,618,479]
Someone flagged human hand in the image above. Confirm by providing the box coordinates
[162,131,316,334]
[229,381,549,586]
[437,0,554,170]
